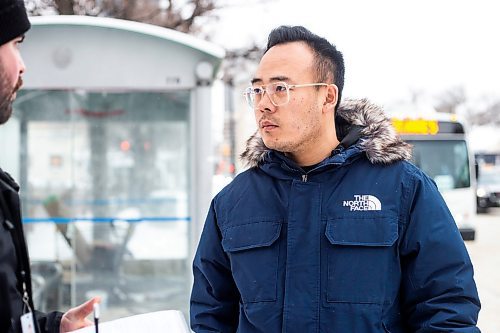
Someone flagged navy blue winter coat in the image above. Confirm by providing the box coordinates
[190,99,480,332]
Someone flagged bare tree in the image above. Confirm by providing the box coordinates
[433,86,466,114]
[432,85,500,126]
[467,99,500,126]
[221,43,263,84]
[26,0,220,34]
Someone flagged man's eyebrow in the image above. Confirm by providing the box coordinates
[250,76,291,85]
[270,76,290,82]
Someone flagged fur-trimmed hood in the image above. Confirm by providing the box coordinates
[240,98,412,168]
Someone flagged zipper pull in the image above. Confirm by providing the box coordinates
[21,271,33,313]
[3,219,14,230]
[21,271,28,295]
[302,174,308,182]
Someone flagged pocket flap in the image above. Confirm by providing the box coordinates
[326,217,397,247]
[222,222,282,252]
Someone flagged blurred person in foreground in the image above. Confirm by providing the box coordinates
[0,1,99,332]
[190,25,481,332]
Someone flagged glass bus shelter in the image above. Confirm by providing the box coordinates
[1,16,224,319]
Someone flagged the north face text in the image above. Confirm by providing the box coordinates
[343,195,382,211]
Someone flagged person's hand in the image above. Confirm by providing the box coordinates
[59,297,101,333]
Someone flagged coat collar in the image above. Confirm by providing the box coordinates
[0,168,19,192]
[240,98,412,168]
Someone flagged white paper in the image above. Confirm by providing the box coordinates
[69,310,190,333]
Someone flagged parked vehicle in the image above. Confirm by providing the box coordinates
[476,167,500,213]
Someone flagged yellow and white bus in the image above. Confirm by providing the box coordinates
[391,113,476,241]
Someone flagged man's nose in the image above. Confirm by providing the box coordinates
[256,92,276,113]
[18,53,26,75]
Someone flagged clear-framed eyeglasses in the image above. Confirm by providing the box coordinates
[243,81,331,108]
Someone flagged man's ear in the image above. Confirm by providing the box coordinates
[322,84,338,113]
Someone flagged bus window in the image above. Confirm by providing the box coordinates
[409,140,470,190]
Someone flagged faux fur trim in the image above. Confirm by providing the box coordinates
[240,98,412,168]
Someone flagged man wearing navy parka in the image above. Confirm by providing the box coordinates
[190,25,480,332]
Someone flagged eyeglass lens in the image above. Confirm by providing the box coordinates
[246,82,290,108]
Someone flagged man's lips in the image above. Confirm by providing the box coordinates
[260,120,278,129]
[10,77,23,101]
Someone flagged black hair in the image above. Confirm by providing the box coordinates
[265,26,345,110]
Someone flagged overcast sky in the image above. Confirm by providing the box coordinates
[209,0,500,107]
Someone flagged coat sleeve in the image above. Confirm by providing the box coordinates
[190,200,240,332]
[35,310,63,333]
[399,169,481,332]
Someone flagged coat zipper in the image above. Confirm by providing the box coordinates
[302,174,308,182]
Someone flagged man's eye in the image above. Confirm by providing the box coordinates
[274,84,287,93]
[252,87,263,94]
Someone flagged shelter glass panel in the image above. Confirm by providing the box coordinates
[14,89,191,319]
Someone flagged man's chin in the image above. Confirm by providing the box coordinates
[0,103,13,125]
[262,138,288,153]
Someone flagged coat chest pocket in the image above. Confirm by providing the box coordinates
[325,216,398,304]
[222,221,282,303]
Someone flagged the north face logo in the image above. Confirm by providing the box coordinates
[343,195,382,211]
